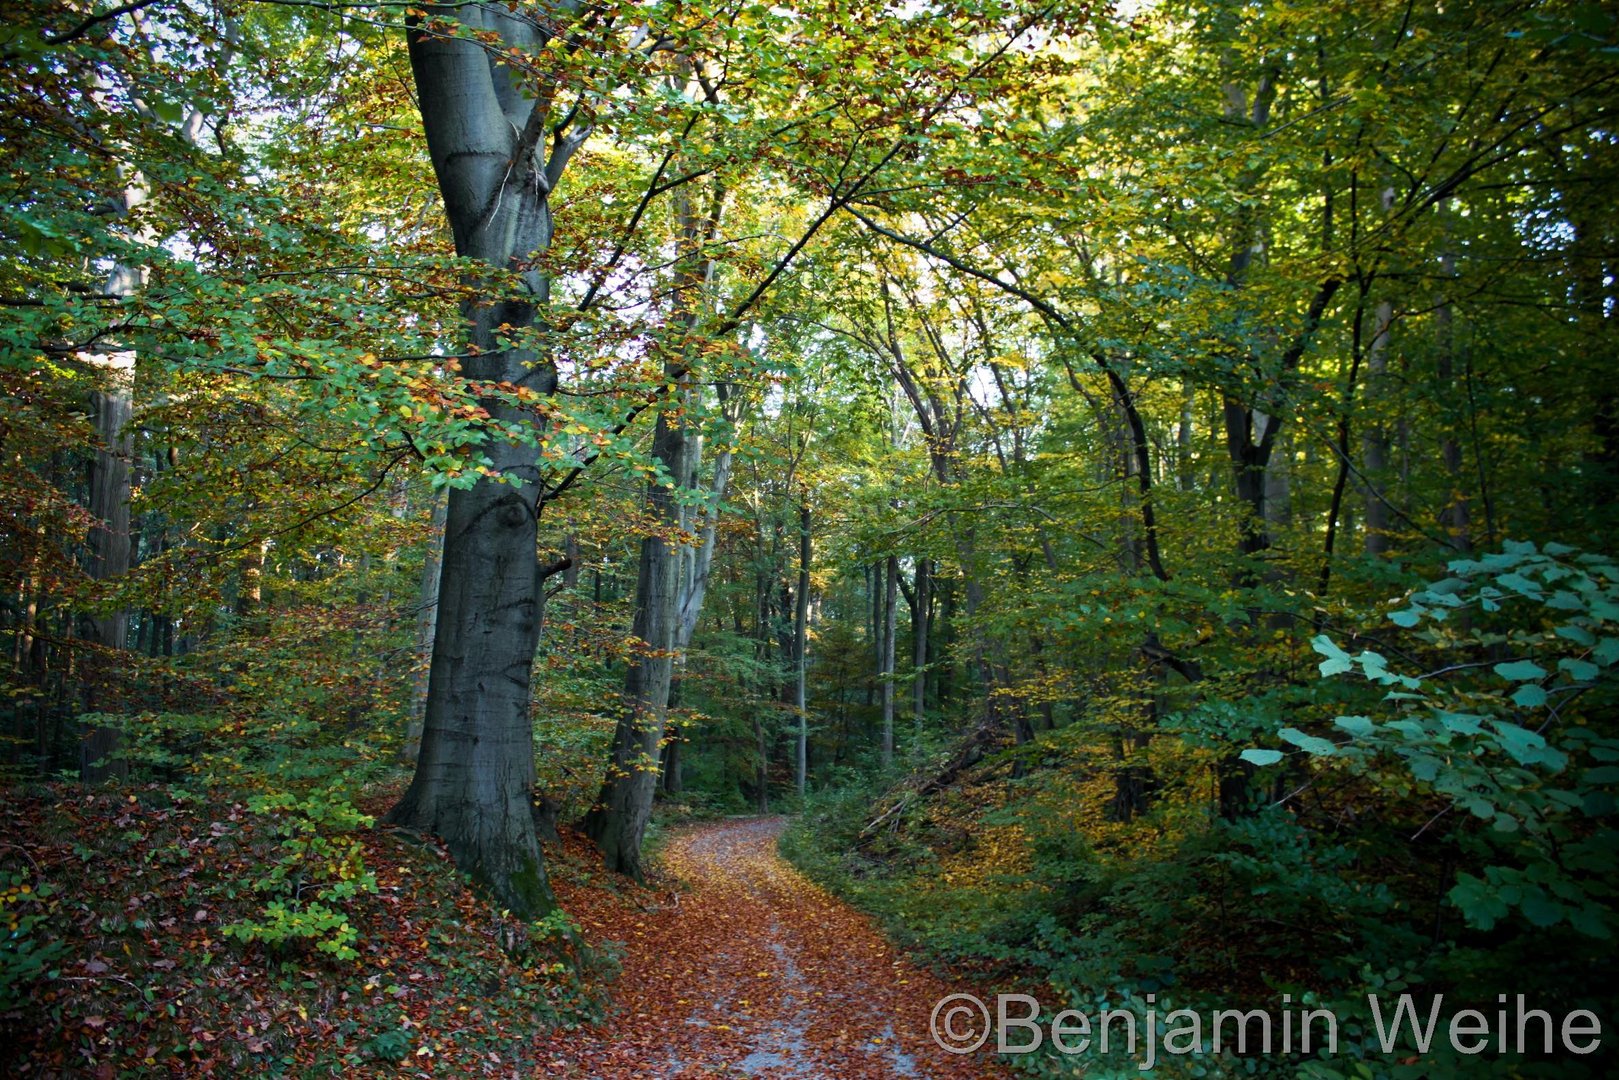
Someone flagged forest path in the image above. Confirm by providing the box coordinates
[539,816,1004,1078]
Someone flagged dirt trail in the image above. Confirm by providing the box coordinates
[540,817,1004,1078]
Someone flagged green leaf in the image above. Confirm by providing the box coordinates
[1240,748,1284,767]
[1560,658,1600,682]
[1279,727,1337,756]
[1569,907,1611,939]
[1311,635,1353,676]
[150,98,188,125]
[1388,608,1421,628]
[1558,624,1597,647]
[1520,889,1564,928]
[1357,650,1389,678]
[1511,684,1548,708]
[1449,874,1509,930]
[1497,572,1542,596]
[1408,753,1441,782]
[1491,721,1561,769]
[1334,715,1375,737]
[1439,712,1484,736]
[1493,660,1547,682]
[1584,791,1617,817]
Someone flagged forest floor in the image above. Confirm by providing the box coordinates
[3,789,1005,1077]
[541,816,1005,1079]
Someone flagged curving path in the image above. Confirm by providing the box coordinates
[538,817,1005,1078]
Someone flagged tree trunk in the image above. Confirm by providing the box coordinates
[753,711,771,813]
[1362,295,1393,554]
[77,122,151,783]
[584,410,691,879]
[661,426,734,797]
[880,554,899,767]
[389,463,555,915]
[661,695,684,796]
[387,3,588,919]
[1436,208,1470,553]
[235,537,268,618]
[911,556,929,748]
[80,344,135,783]
[588,144,727,876]
[1177,378,1195,492]
[865,563,877,709]
[793,499,811,795]
[1361,184,1398,555]
[1261,414,1291,535]
[404,491,447,763]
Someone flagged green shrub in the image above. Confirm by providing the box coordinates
[220,787,377,961]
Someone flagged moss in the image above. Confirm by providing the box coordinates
[489,848,558,921]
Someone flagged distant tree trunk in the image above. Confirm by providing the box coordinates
[793,499,811,795]
[77,154,149,784]
[663,419,735,797]
[935,576,956,710]
[1570,209,1613,524]
[77,36,237,782]
[404,491,447,763]
[1177,378,1195,492]
[753,711,771,813]
[235,537,268,618]
[880,554,899,767]
[1262,415,1291,536]
[584,407,693,879]
[864,563,877,709]
[1216,60,1339,584]
[80,343,135,783]
[588,157,726,876]
[387,4,591,919]
[563,533,580,589]
[1436,209,1470,553]
[531,793,562,845]
[911,557,930,747]
[661,705,684,796]
[1362,195,1395,556]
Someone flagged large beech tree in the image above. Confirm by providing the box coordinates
[383,2,591,916]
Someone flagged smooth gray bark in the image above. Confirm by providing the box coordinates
[663,427,734,797]
[1361,295,1393,555]
[78,154,146,783]
[587,151,723,877]
[387,3,586,918]
[1435,198,1472,553]
[793,499,811,795]
[911,557,929,748]
[404,491,447,763]
[879,554,899,768]
[1177,378,1195,492]
[80,342,135,782]
[584,408,695,878]
[1362,188,1397,555]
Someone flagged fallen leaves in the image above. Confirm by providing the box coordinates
[537,817,1005,1078]
[4,791,1005,1078]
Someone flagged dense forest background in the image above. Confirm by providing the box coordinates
[3,0,1617,1075]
